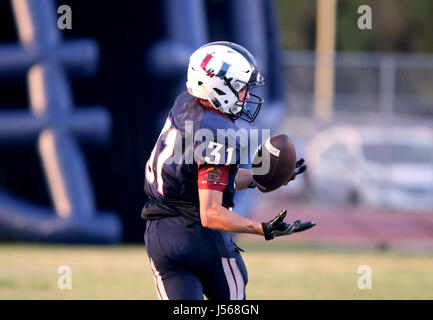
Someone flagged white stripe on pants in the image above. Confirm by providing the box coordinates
[221,257,245,300]
[149,258,169,300]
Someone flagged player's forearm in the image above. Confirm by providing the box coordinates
[235,168,254,191]
[201,206,264,235]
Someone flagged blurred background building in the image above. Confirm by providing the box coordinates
[0,0,432,247]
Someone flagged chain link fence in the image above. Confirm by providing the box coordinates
[284,50,433,120]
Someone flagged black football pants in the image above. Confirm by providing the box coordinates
[144,216,248,300]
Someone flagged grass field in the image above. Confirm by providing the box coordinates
[1,239,433,300]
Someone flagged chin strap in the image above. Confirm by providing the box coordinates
[247,180,257,189]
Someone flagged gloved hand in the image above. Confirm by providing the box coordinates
[261,209,316,241]
[285,158,307,184]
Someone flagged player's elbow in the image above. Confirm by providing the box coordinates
[200,207,219,229]
[198,188,224,229]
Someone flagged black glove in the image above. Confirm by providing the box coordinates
[262,209,316,241]
[286,158,307,184]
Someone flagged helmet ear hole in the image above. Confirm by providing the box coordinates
[224,100,228,104]
[198,81,203,86]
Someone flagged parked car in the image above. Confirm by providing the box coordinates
[305,125,433,211]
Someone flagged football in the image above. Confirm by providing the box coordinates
[251,134,297,193]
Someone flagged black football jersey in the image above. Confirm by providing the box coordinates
[141,91,248,222]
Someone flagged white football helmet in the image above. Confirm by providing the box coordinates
[186,41,265,123]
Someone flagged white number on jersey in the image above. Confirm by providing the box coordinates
[145,118,178,195]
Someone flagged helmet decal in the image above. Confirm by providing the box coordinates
[216,62,231,78]
[200,54,213,72]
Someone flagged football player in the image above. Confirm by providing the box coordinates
[142,41,315,300]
